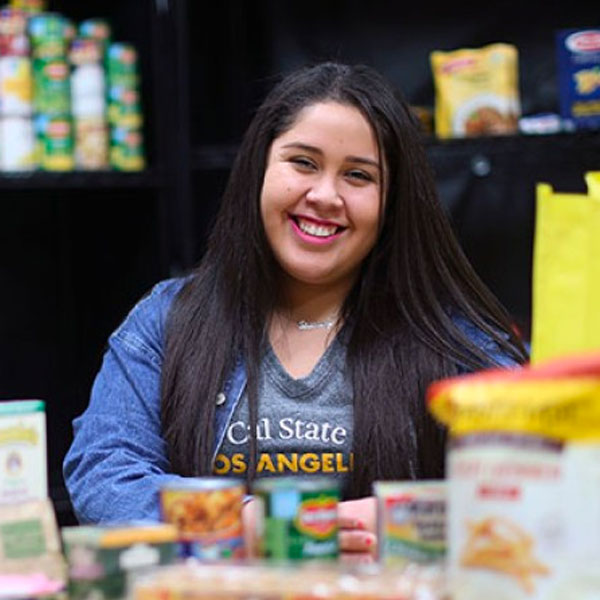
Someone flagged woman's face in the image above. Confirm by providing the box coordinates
[260,101,384,291]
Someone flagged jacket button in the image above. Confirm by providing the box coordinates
[216,392,226,406]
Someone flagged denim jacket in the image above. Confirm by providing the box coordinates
[63,277,519,524]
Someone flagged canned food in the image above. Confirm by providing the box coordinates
[74,116,108,170]
[110,126,145,171]
[0,56,33,116]
[33,57,70,114]
[108,85,142,128]
[34,113,74,171]
[253,476,340,561]
[0,116,36,171]
[79,18,111,54]
[160,477,246,560]
[107,42,139,88]
[374,480,446,566]
[9,0,46,14]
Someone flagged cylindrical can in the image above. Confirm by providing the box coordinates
[9,0,46,14]
[107,85,142,128]
[33,57,70,114]
[34,113,74,171]
[70,38,106,119]
[107,42,139,88]
[160,477,246,561]
[0,8,29,57]
[253,476,340,561]
[0,56,33,116]
[0,116,36,171]
[374,480,446,566]
[79,18,111,56]
[110,126,145,171]
[74,116,108,170]
[28,13,68,59]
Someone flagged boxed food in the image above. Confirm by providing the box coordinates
[556,28,600,130]
[61,522,179,600]
[0,399,47,504]
[374,480,446,566]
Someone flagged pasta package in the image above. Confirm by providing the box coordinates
[430,43,520,139]
[531,172,600,364]
[427,353,600,599]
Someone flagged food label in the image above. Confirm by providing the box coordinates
[255,480,339,561]
[375,480,446,565]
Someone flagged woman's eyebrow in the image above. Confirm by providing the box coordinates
[281,143,380,170]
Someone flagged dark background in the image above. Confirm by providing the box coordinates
[1,0,599,525]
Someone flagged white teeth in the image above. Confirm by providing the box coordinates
[297,218,337,237]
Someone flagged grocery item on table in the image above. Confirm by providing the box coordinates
[0,399,47,503]
[430,43,520,139]
[556,28,600,130]
[160,477,246,560]
[0,55,33,116]
[253,476,340,561]
[9,0,46,14]
[61,522,178,600]
[0,497,66,588]
[374,480,446,566]
[428,352,600,600]
[0,7,29,57]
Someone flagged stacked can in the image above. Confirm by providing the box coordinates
[69,37,108,170]
[28,13,74,171]
[9,0,46,14]
[0,7,36,171]
[106,42,145,171]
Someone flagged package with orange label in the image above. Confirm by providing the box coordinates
[427,353,600,599]
[430,43,520,138]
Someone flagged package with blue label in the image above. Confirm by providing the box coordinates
[556,28,600,130]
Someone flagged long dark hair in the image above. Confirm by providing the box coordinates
[161,62,528,498]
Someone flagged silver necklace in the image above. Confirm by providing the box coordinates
[296,317,337,331]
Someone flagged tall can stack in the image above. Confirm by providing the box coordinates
[29,12,74,171]
[0,7,35,171]
[107,42,145,171]
[69,37,108,170]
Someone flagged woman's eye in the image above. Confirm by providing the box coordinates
[346,169,374,183]
[290,157,316,170]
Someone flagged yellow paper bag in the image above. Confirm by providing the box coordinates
[531,172,600,363]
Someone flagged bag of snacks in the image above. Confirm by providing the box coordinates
[531,171,600,364]
[430,43,520,138]
[427,352,600,599]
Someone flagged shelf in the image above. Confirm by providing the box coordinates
[0,169,165,191]
[191,132,600,173]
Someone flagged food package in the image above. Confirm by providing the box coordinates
[556,28,600,130]
[428,352,600,599]
[531,171,600,364]
[430,43,520,138]
[0,497,67,587]
[61,522,179,600]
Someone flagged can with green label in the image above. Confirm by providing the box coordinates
[253,476,340,561]
[34,112,73,170]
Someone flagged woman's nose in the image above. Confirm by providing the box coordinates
[305,174,342,206]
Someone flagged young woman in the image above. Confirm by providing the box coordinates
[64,62,528,561]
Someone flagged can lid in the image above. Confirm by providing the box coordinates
[253,475,340,492]
[161,477,245,492]
[0,399,45,415]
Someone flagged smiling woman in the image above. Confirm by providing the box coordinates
[63,61,528,562]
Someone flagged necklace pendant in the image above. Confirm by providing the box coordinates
[297,319,335,331]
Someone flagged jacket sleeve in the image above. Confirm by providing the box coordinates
[63,278,188,524]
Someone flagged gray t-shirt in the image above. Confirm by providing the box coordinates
[215,333,354,491]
